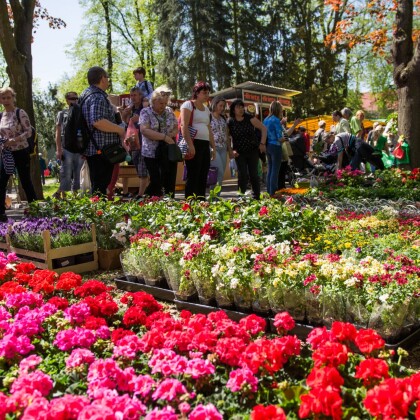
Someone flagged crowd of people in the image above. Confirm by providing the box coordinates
[0,67,412,217]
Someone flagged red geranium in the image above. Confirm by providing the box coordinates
[239,314,266,336]
[82,293,118,317]
[74,280,109,297]
[306,327,333,350]
[331,321,357,342]
[47,296,69,310]
[355,358,389,387]
[299,388,343,420]
[251,404,286,420]
[120,291,162,315]
[55,272,82,292]
[15,262,37,274]
[306,367,344,392]
[123,306,147,327]
[83,315,107,330]
[312,342,348,368]
[273,312,295,335]
[355,329,385,354]
[111,328,136,344]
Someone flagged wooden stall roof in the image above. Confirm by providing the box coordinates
[210,81,302,99]
[295,115,384,136]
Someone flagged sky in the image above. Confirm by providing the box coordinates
[32,0,84,89]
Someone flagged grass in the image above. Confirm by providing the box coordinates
[42,179,60,198]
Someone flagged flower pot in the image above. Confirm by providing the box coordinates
[322,293,346,328]
[282,288,306,322]
[252,287,271,315]
[268,281,285,314]
[199,296,217,307]
[98,248,123,270]
[144,276,166,287]
[190,271,215,301]
[233,285,253,312]
[215,286,234,309]
[165,262,183,292]
[305,289,323,326]
[345,295,370,328]
[175,291,198,302]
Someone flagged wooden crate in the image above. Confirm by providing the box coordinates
[0,241,9,253]
[6,225,98,274]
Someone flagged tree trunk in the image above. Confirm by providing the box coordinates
[392,0,420,168]
[101,0,113,92]
[0,0,43,200]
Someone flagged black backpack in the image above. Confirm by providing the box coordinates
[63,93,95,153]
[15,109,37,155]
[143,80,154,95]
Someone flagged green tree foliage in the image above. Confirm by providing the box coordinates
[33,85,64,155]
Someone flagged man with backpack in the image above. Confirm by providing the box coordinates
[79,66,126,196]
[133,67,154,100]
[55,91,84,198]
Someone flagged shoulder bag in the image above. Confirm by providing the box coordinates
[177,101,198,159]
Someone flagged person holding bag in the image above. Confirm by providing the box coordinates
[180,81,216,200]
[140,91,178,197]
[0,87,37,221]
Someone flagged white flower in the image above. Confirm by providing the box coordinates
[379,293,389,303]
[230,277,239,289]
[201,234,211,242]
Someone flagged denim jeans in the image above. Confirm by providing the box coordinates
[60,149,84,191]
[209,147,227,194]
[266,143,282,195]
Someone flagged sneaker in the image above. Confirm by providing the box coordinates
[0,214,8,222]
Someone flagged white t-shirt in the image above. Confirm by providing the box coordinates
[180,101,210,141]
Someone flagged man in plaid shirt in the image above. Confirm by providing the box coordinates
[80,66,125,195]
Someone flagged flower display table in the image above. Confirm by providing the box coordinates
[6,224,98,274]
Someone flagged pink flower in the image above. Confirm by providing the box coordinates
[239,314,266,335]
[64,302,91,324]
[189,403,223,420]
[227,367,258,392]
[21,397,50,420]
[0,333,34,359]
[78,405,116,420]
[49,394,90,419]
[273,312,295,335]
[132,374,156,399]
[306,327,332,350]
[112,334,143,360]
[5,292,43,309]
[149,349,188,376]
[11,370,53,397]
[19,355,42,375]
[54,327,97,351]
[66,349,96,369]
[152,378,189,402]
[258,206,269,216]
[185,358,215,379]
[144,406,177,420]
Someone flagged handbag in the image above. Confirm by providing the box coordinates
[80,160,91,192]
[285,141,293,157]
[207,166,218,186]
[100,143,128,164]
[124,119,141,151]
[392,143,405,160]
[167,143,183,162]
[177,101,198,160]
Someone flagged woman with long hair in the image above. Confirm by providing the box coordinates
[180,81,216,199]
[263,101,301,195]
[0,87,37,221]
[227,99,267,199]
[209,96,232,193]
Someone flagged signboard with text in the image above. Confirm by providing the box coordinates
[243,90,261,103]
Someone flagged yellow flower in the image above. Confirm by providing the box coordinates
[344,242,351,249]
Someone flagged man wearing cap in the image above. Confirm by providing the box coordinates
[133,67,154,100]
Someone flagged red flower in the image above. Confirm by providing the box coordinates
[355,329,385,354]
[15,262,37,274]
[199,221,218,239]
[83,315,107,330]
[331,321,357,342]
[306,367,344,392]
[258,206,269,216]
[74,280,109,297]
[82,293,118,317]
[96,210,103,216]
[273,312,295,335]
[13,272,32,285]
[90,196,100,202]
[251,405,286,420]
[56,272,82,292]
[299,388,342,420]
[239,315,266,335]
[47,296,69,310]
[0,281,27,299]
[120,291,162,315]
[306,327,333,350]
[111,328,136,344]
[123,306,147,327]
[182,203,191,211]
[355,358,389,387]
[312,342,348,368]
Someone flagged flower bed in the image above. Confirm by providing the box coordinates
[0,252,419,419]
